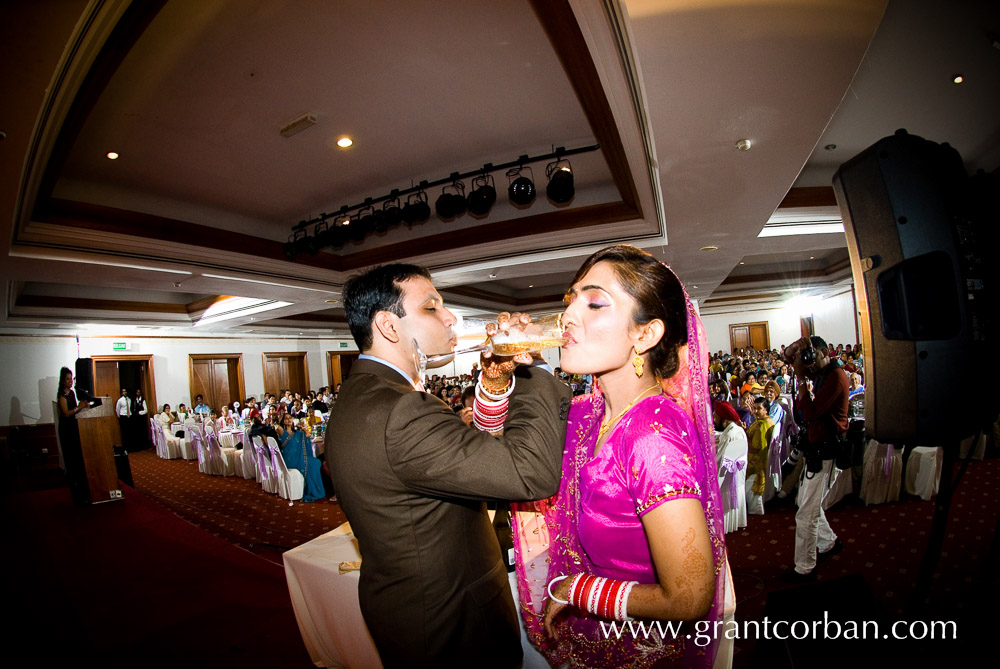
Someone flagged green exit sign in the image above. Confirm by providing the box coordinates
[113,342,128,351]
[339,342,348,348]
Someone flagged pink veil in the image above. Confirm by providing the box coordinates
[511,279,727,668]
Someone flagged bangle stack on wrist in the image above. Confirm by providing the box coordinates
[473,377,514,433]
[566,573,638,622]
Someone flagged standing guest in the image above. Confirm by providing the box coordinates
[131,389,149,450]
[780,335,848,582]
[57,367,91,505]
[115,389,131,447]
[276,412,325,502]
[327,263,570,668]
[745,396,775,515]
[714,399,747,470]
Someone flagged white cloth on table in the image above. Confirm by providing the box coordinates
[905,446,943,501]
[283,522,549,669]
[860,439,902,505]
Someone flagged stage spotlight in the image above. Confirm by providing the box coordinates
[435,180,467,219]
[507,166,535,206]
[545,159,574,204]
[382,195,402,228]
[467,174,497,216]
[402,191,431,226]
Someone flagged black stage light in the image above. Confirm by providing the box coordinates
[349,213,367,242]
[435,180,466,219]
[545,159,574,204]
[383,196,402,228]
[507,166,536,206]
[467,174,497,217]
[402,191,430,225]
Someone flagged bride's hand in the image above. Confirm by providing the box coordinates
[480,312,532,391]
[543,575,572,639]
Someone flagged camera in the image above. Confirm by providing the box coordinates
[799,346,816,366]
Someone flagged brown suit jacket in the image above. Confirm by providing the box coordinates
[326,358,570,668]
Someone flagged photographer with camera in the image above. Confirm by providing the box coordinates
[780,335,849,583]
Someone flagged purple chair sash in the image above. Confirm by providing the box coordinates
[720,457,746,509]
[884,444,895,481]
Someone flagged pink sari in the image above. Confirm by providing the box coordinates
[512,294,727,668]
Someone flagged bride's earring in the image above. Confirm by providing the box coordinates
[632,348,644,378]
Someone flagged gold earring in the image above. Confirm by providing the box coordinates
[632,349,644,378]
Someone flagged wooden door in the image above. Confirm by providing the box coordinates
[263,352,310,396]
[94,361,120,399]
[729,325,750,353]
[729,321,769,353]
[749,323,770,351]
[189,354,245,411]
[327,353,360,387]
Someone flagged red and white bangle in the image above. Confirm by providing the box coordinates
[473,377,514,432]
[565,572,638,621]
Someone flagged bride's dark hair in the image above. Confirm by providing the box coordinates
[570,245,688,379]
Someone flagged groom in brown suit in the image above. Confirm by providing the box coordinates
[327,263,570,668]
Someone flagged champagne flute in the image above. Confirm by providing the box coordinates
[411,313,567,379]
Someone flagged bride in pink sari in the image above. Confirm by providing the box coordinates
[510,245,728,668]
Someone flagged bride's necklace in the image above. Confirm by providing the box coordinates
[598,384,660,439]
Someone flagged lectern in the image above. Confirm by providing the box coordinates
[53,398,124,504]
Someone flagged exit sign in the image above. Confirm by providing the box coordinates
[113,342,130,351]
[339,342,348,348]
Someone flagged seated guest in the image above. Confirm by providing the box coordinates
[311,394,328,413]
[276,413,325,502]
[193,394,210,416]
[288,399,307,419]
[763,380,785,426]
[248,414,279,442]
[735,390,754,426]
[157,404,176,427]
[175,403,189,422]
[849,372,865,398]
[280,390,293,406]
[217,405,237,431]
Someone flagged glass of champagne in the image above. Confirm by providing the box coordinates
[412,313,567,378]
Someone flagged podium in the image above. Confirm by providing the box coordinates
[53,398,124,504]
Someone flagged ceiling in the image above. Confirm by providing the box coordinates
[2,0,998,338]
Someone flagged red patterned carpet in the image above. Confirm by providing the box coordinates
[128,449,347,563]
[125,447,998,667]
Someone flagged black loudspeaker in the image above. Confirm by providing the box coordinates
[833,130,997,444]
[74,357,95,399]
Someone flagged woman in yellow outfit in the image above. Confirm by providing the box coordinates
[745,395,775,514]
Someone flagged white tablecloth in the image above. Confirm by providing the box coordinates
[218,430,244,449]
[284,522,548,668]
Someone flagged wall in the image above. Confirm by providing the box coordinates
[701,289,859,354]
[0,335,357,426]
[0,332,562,426]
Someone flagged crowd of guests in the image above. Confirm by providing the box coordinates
[151,386,344,502]
[710,342,865,517]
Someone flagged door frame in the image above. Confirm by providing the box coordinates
[728,321,771,353]
[90,354,157,412]
[262,351,310,395]
[188,354,246,409]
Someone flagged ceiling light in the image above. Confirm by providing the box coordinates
[952,74,964,84]
[692,285,698,289]
[699,245,719,252]
[106,152,119,160]
[824,144,837,151]
[545,159,574,204]
[402,191,431,226]
[735,139,752,151]
[489,273,497,279]
[280,112,317,138]
[528,284,533,288]
[337,136,353,148]
[739,262,745,265]
[507,166,535,206]
[809,256,815,260]
[325,299,339,304]
[435,179,467,219]
[467,174,497,216]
